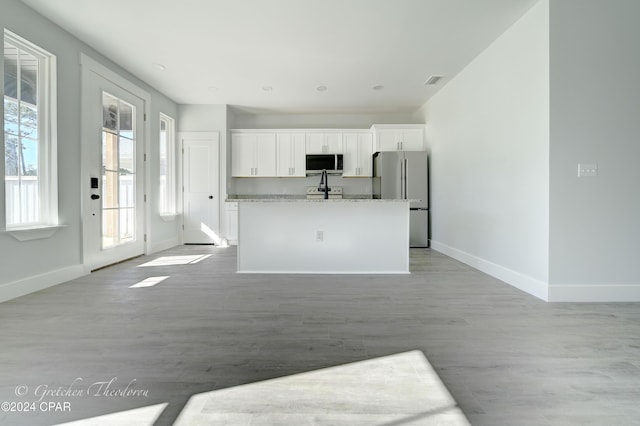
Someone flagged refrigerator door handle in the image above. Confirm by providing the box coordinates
[400,158,405,199]
[403,158,408,200]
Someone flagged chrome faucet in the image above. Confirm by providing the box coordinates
[318,169,330,199]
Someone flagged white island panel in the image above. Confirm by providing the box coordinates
[237,201,409,273]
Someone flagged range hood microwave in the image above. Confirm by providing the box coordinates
[305,154,343,175]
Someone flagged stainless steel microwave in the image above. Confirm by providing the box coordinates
[305,154,343,174]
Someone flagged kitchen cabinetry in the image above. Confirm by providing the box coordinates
[373,125,425,151]
[276,133,306,177]
[231,132,277,177]
[306,132,343,154]
[343,132,373,177]
[225,202,238,245]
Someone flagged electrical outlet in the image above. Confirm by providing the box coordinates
[578,163,598,177]
[316,230,324,242]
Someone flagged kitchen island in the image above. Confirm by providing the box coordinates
[227,197,413,274]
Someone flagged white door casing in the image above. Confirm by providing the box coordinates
[80,54,151,271]
[181,132,220,244]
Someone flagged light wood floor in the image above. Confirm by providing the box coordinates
[1,246,639,425]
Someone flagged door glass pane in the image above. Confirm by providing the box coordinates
[101,92,136,249]
[102,93,118,132]
[119,175,134,208]
[102,131,118,172]
[119,100,134,140]
[102,209,118,248]
[102,170,118,209]
[119,137,134,174]
[119,208,135,242]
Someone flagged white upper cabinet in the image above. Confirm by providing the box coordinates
[255,133,277,176]
[373,125,425,152]
[276,133,306,177]
[231,126,423,179]
[342,132,373,177]
[231,133,255,177]
[231,131,277,177]
[306,132,343,154]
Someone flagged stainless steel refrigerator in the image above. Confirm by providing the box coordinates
[372,151,429,247]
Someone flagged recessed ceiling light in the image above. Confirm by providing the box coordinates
[208,86,219,92]
[262,86,273,92]
[316,85,328,92]
[152,63,166,72]
[424,75,443,85]
[372,85,384,91]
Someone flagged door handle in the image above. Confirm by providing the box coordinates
[208,195,214,199]
[91,194,100,200]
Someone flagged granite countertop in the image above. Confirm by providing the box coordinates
[225,195,420,203]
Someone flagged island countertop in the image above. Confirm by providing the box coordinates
[225,195,420,203]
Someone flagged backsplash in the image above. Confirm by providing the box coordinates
[230,176,371,197]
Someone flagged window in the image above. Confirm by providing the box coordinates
[158,113,175,215]
[3,30,57,228]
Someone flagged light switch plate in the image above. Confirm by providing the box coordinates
[578,163,598,177]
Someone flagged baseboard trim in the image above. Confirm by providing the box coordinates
[237,270,410,274]
[149,237,180,254]
[430,240,549,301]
[549,284,640,302]
[0,265,86,303]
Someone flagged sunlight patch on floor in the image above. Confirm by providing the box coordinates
[173,350,470,426]
[137,254,211,267]
[54,402,167,426]
[129,276,170,288]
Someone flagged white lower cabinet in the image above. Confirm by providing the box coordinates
[343,132,373,177]
[276,133,306,177]
[225,202,238,245]
[231,132,277,177]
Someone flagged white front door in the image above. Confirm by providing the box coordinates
[181,132,219,244]
[81,67,146,270]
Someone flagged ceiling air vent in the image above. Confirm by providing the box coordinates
[424,75,443,86]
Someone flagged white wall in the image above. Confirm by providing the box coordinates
[548,0,640,301]
[0,1,179,302]
[230,111,418,129]
[415,0,550,299]
[178,105,227,132]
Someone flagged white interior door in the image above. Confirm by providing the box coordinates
[181,132,219,244]
[81,66,146,270]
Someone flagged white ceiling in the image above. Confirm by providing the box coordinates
[20,0,538,114]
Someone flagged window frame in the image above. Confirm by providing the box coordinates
[3,29,58,230]
[158,112,176,217]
